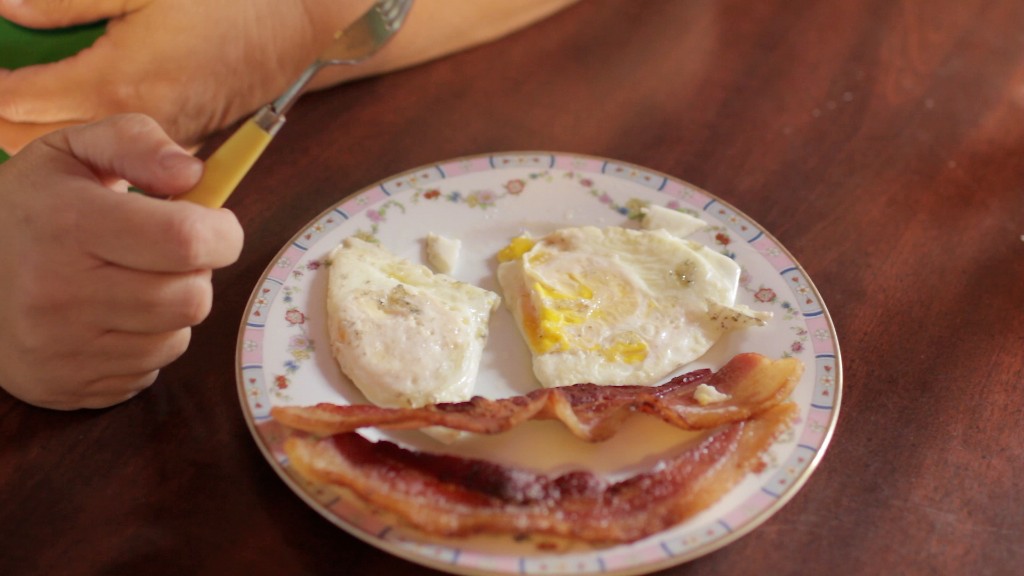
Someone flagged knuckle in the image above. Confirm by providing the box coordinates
[105,80,149,118]
[164,211,209,268]
[108,112,161,138]
[176,274,213,326]
[144,273,211,328]
[146,329,191,373]
[165,328,193,360]
[166,208,243,270]
[108,80,194,143]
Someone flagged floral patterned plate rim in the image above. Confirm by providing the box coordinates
[236,151,842,576]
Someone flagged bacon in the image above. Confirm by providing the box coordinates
[272,353,801,442]
[282,401,798,544]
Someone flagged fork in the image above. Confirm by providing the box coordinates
[177,0,414,208]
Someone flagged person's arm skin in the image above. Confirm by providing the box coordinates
[0,114,244,410]
[0,0,579,152]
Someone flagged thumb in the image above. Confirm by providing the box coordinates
[49,113,203,196]
[0,0,149,28]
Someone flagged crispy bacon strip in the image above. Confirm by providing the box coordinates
[283,401,798,544]
[272,353,801,441]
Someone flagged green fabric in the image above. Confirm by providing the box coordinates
[0,17,106,69]
[0,18,105,162]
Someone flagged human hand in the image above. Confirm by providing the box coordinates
[0,114,244,409]
[0,0,579,150]
[0,0,362,148]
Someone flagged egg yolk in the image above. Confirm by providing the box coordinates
[497,236,536,262]
[527,274,650,364]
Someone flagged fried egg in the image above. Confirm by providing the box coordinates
[496,225,769,388]
[326,237,500,408]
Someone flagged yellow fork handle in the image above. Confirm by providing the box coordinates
[175,115,276,208]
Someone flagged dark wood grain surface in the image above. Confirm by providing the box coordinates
[2,1,1022,574]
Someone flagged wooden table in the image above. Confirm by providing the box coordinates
[2,1,1022,574]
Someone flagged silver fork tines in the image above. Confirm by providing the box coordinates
[376,0,409,31]
[265,0,414,127]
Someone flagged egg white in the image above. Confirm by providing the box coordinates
[496,225,769,388]
[326,237,501,408]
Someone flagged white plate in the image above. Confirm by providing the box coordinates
[237,152,842,575]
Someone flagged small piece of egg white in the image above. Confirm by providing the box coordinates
[640,204,707,237]
[708,301,773,329]
[693,383,731,405]
[425,233,461,274]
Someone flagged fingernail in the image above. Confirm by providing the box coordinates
[159,147,202,179]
